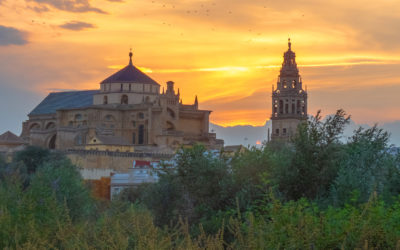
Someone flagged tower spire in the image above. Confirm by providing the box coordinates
[288,38,291,51]
[129,48,133,65]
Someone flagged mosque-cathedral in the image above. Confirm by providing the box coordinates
[1,40,307,178]
[20,51,224,154]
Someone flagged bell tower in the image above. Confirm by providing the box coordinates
[271,39,308,141]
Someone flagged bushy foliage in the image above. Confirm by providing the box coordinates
[1,110,400,248]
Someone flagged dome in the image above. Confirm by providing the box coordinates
[101,52,160,86]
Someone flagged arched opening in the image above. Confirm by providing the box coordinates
[138,125,145,145]
[285,103,289,114]
[166,121,175,131]
[283,80,287,88]
[29,123,40,131]
[292,103,295,114]
[292,80,296,88]
[45,122,56,130]
[103,96,108,104]
[121,95,128,104]
[167,108,175,118]
[297,100,301,114]
[48,134,56,149]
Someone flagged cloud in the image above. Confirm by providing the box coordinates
[0,26,28,46]
[59,21,96,31]
[27,0,107,14]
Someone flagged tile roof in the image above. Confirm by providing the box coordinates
[29,90,98,116]
[0,131,26,144]
[101,63,159,86]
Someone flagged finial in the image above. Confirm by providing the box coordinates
[194,95,198,106]
[288,38,291,50]
[129,48,133,65]
[177,88,180,95]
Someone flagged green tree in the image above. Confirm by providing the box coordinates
[272,109,350,201]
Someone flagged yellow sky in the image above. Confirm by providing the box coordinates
[0,0,400,127]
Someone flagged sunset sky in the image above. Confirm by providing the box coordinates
[1,0,400,134]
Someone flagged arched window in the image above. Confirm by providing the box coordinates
[48,134,56,149]
[285,103,289,114]
[103,96,108,104]
[283,80,287,88]
[297,100,301,114]
[279,100,283,114]
[167,108,175,118]
[46,122,56,130]
[29,123,40,131]
[121,95,128,104]
[292,103,295,114]
[138,125,145,145]
[292,80,296,88]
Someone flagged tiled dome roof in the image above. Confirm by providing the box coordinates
[101,52,159,86]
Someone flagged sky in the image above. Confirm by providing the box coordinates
[0,0,400,135]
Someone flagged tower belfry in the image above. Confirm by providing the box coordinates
[271,39,308,141]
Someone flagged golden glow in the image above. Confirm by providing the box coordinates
[1,0,400,126]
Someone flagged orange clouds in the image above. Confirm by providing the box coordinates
[0,0,400,129]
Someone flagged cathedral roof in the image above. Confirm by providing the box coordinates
[101,52,160,86]
[29,90,98,116]
[0,131,26,144]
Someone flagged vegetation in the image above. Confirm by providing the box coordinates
[1,109,400,249]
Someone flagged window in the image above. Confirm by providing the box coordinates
[120,84,123,91]
[103,96,108,104]
[75,114,82,120]
[279,100,283,114]
[292,103,295,114]
[121,95,128,104]
[283,80,287,88]
[129,84,131,91]
[283,128,287,134]
[167,108,175,118]
[132,133,136,144]
[292,80,296,88]
[138,112,144,119]
[275,128,279,135]
[138,125,145,144]
[285,103,289,114]
[132,121,136,127]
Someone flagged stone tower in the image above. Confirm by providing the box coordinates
[271,39,308,141]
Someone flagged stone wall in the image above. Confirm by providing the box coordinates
[65,149,174,180]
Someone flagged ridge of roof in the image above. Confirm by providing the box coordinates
[0,131,26,144]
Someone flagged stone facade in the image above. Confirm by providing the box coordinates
[271,39,308,141]
[20,52,223,177]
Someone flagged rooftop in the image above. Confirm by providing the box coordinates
[29,90,98,116]
[101,52,160,86]
[0,131,26,145]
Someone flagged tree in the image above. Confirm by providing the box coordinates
[272,109,350,201]
[330,125,399,205]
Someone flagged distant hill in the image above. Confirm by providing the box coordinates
[211,119,400,147]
